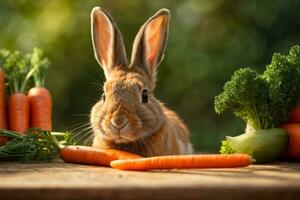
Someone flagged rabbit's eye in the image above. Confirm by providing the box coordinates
[101,93,106,101]
[142,89,148,103]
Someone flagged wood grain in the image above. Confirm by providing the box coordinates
[0,161,300,200]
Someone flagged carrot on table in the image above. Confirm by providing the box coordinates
[281,123,300,159]
[110,154,252,171]
[28,48,52,131]
[60,145,142,166]
[0,68,7,145]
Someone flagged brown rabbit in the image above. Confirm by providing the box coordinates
[90,7,193,156]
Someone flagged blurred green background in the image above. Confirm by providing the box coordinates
[1,0,300,152]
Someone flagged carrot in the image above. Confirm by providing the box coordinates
[0,68,7,145]
[28,86,52,131]
[280,123,300,159]
[1,50,34,133]
[60,145,142,166]
[110,154,252,171]
[8,93,30,133]
[288,106,300,123]
[28,48,52,131]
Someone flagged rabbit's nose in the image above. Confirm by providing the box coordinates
[110,116,128,129]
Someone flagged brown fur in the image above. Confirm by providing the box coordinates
[90,7,192,156]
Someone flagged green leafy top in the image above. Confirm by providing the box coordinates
[215,68,271,130]
[30,48,50,87]
[0,49,33,93]
[215,45,300,131]
[0,129,77,162]
[0,47,50,94]
[0,49,10,68]
[0,129,60,162]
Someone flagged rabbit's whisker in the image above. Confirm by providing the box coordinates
[68,123,91,134]
[69,124,92,140]
[74,128,93,144]
[64,122,90,132]
[83,130,94,146]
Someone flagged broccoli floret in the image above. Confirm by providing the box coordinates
[216,45,300,131]
[263,47,300,127]
[215,68,270,130]
[288,45,300,66]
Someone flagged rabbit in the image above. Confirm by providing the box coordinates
[90,7,193,157]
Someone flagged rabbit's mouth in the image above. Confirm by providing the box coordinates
[101,123,139,144]
[104,132,137,144]
[113,136,132,144]
[96,128,137,144]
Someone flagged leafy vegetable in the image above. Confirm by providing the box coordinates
[0,129,60,162]
[215,68,270,130]
[215,45,300,162]
[216,46,300,130]
[263,51,300,127]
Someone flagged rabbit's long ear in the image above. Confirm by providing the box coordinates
[130,9,170,74]
[91,7,127,75]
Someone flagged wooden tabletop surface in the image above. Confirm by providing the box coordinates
[0,161,300,200]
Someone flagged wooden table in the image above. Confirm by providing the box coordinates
[0,161,299,200]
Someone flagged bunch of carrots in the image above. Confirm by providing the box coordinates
[0,48,52,146]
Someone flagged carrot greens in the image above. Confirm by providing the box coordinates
[30,47,50,87]
[0,129,60,162]
[0,50,33,94]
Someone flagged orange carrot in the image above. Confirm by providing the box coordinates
[28,86,52,131]
[281,123,300,159]
[60,145,142,166]
[8,93,30,133]
[110,154,252,171]
[288,106,300,123]
[0,68,7,145]
[28,48,52,131]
